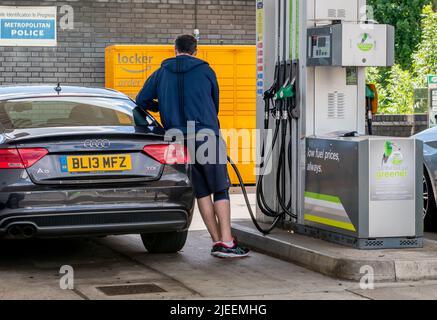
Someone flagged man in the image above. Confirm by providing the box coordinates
[136,35,249,258]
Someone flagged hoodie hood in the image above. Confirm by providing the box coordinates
[162,55,208,73]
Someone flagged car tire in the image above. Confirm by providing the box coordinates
[424,171,437,231]
[141,230,188,253]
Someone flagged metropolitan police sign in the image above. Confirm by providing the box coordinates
[0,6,57,46]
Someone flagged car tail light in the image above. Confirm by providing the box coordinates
[18,148,49,168]
[0,149,24,169]
[0,148,48,169]
[143,144,190,164]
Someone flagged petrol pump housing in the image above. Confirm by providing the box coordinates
[256,0,423,249]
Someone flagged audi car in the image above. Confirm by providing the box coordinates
[0,86,195,253]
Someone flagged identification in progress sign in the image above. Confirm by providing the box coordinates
[0,6,56,46]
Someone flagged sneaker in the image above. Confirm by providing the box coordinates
[211,240,250,258]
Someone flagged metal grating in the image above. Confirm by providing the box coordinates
[327,8,346,19]
[337,9,346,18]
[328,92,345,119]
[400,239,419,247]
[364,240,384,247]
[296,224,423,250]
[97,283,166,296]
[364,239,420,248]
[328,8,337,18]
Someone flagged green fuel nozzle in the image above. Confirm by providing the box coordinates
[274,84,295,101]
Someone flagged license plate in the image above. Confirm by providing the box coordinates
[60,155,132,172]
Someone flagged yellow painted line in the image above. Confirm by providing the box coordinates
[304,214,356,232]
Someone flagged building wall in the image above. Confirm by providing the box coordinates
[371,114,429,137]
[0,0,256,88]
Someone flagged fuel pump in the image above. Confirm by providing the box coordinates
[240,0,424,249]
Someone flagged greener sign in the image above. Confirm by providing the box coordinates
[0,6,57,46]
[369,139,415,201]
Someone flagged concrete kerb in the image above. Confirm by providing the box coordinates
[232,221,437,283]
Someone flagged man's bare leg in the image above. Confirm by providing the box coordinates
[216,219,222,241]
[214,199,233,243]
[197,195,221,242]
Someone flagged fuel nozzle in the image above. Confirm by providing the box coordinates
[274,80,296,120]
[274,82,295,101]
[263,86,276,127]
[263,86,276,101]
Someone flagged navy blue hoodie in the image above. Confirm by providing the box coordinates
[136,55,220,135]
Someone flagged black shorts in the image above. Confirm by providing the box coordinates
[188,135,231,199]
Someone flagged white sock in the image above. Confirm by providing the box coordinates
[213,240,234,247]
[222,240,235,247]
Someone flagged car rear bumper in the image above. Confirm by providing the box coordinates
[0,207,193,238]
[0,182,195,238]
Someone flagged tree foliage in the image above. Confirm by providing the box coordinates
[385,65,417,113]
[412,4,437,86]
[367,0,432,70]
[367,4,437,114]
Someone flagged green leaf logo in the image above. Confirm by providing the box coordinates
[382,140,403,165]
[357,33,374,52]
[382,140,393,164]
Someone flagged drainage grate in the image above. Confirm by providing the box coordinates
[97,283,166,296]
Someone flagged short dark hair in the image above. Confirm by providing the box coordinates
[175,35,197,55]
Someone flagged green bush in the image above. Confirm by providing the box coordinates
[413,5,437,86]
[367,0,432,71]
[367,4,437,114]
[384,65,417,114]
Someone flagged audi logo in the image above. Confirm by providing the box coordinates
[83,139,111,149]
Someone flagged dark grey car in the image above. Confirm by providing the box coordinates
[414,127,437,231]
[0,86,195,253]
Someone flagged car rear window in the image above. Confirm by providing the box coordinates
[0,97,156,129]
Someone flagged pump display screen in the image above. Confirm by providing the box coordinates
[310,35,331,59]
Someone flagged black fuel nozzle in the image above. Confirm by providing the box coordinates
[286,76,300,119]
[263,86,275,101]
[263,86,276,126]
[285,60,300,119]
[289,105,300,119]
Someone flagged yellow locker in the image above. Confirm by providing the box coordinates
[105,45,257,184]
